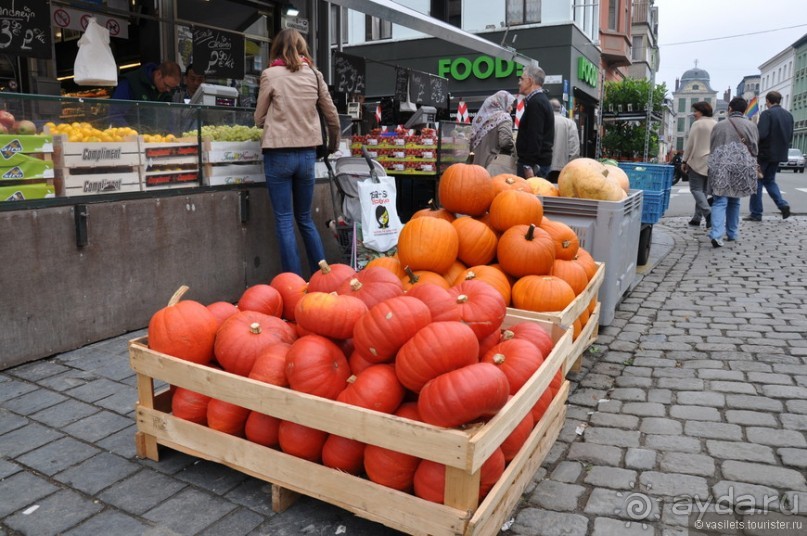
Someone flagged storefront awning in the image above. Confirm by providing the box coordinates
[326,0,538,66]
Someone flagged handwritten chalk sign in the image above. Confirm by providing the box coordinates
[192,27,244,79]
[428,74,448,109]
[0,0,52,59]
[394,67,409,102]
[332,52,365,94]
[409,71,427,105]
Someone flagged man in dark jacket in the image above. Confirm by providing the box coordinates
[745,91,792,221]
[109,61,181,128]
[515,64,554,179]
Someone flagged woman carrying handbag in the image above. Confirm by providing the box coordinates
[470,91,516,175]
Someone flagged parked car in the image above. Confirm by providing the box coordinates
[779,148,805,173]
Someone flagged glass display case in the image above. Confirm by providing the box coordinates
[0,93,263,204]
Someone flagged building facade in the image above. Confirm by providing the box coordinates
[759,45,795,110]
[626,0,659,81]
[598,0,632,82]
[671,66,718,152]
[790,34,807,153]
[737,75,761,102]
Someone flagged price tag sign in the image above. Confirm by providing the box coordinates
[1,0,52,59]
[192,27,244,79]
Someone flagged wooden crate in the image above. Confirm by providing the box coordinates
[201,141,263,187]
[507,262,604,373]
[55,168,142,197]
[203,163,264,187]
[140,138,200,191]
[129,315,572,536]
[52,135,141,197]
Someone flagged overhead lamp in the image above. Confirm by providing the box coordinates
[284,4,300,17]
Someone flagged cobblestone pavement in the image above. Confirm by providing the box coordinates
[2,216,806,536]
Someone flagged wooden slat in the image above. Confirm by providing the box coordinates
[136,407,468,536]
[506,261,605,327]
[564,303,600,375]
[134,373,159,461]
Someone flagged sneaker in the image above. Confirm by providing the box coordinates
[743,215,762,222]
[711,238,724,248]
[726,237,736,242]
[688,219,701,226]
[705,214,711,228]
[782,206,791,219]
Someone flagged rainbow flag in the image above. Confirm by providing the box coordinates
[745,97,759,118]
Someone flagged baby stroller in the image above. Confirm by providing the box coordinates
[324,148,391,269]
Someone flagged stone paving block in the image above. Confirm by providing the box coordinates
[0,421,63,458]
[593,517,661,536]
[3,488,103,536]
[682,360,724,370]
[29,398,99,429]
[175,459,249,496]
[639,472,709,498]
[528,479,587,511]
[653,368,697,379]
[729,361,773,373]
[724,410,778,427]
[620,402,666,417]
[708,381,757,395]
[583,427,641,448]
[0,458,21,479]
[640,418,682,436]
[197,507,265,536]
[622,365,652,377]
[657,378,705,390]
[669,405,721,421]
[0,471,59,517]
[16,436,100,476]
[567,442,623,466]
[746,427,807,447]
[96,425,139,459]
[62,410,132,443]
[761,385,807,399]
[721,460,807,491]
[782,491,807,515]
[633,357,678,368]
[544,441,569,466]
[787,400,807,414]
[139,448,198,475]
[779,448,807,469]
[0,408,28,435]
[711,480,781,514]
[550,461,584,483]
[65,378,125,404]
[644,434,702,453]
[676,391,726,407]
[62,509,154,536]
[36,369,97,392]
[697,369,745,381]
[0,379,37,403]
[581,374,616,389]
[224,478,275,517]
[781,413,807,431]
[583,466,637,489]
[706,440,776,463]
[684,421,742,441]
[647,389,673,404]
[568,388,609,408]
[143,486,238,534]
[7,361,71,382]
[92,359,137,382]
[2,388,68,416]
[747,372,794,385]
[659,452,715,477]
[610,388,647,402]
[584,487,661,521]
[589,413,639,430]
[625,448,657,470]
[614,376,653,388]
[512,508,589,536]
[725,394,783,412]
[54,452,140,495]
[99,468,188,515]
[94,390,136,416]
[596,400,623,413]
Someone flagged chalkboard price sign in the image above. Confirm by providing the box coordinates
[192,27,244,79]
[332,52,365,95]
[394,67,409,102]
[0,0,51,59]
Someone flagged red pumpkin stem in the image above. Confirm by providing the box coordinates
[318,259,331,274]
[455,294,469,304]
[493,353,506,365]
[464,271,477,280]
[349,278,363,291]
[167,285,190,307]
[501,329,514,341]
[249,322,262,334]
[525,224,536,241]
[346,374,357,384]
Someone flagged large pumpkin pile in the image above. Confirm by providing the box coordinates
[371,162,598,340]
[148,262,562,504]
[556,158,631,201]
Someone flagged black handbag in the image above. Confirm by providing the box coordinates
[314,69,330,160]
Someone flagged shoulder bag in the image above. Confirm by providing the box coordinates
[312,68,330,160]
[486,153,517,176]
[728,118,763,179]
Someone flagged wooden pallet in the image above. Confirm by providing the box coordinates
[129,314,572,536]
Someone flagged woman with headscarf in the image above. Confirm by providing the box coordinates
[470,90,516,171]
[254,28,340,277]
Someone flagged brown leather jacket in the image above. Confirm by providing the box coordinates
[254,63,340,151]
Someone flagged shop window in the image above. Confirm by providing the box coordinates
[678,99,686,113]
[677,117,685,132]
[365,15,392,41]
[330,5,348,45]
[507,0,541,26]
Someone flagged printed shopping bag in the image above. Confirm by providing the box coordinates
[357,175,402,252]
[74,19,118,86]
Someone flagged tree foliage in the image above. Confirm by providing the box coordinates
[601,79,667,161]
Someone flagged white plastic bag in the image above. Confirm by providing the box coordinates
[357,175,402,252]
[74,19,118,86]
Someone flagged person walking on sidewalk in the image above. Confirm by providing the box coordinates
[546,98,580,183]
[707,97,759,248]
[515,64,554,179]
[682,101,716,228]
[745,90,792,221]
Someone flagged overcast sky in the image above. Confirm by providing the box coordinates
[654,0,807,100]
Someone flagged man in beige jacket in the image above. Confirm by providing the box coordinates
[547,99,579,183]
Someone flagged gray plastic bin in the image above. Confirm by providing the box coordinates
[540,190,643,326]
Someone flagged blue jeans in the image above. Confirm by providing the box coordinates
[709,196,740,241]
[749,161,789,218]
[264,149,325,277]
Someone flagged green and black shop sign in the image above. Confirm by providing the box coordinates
[437,56,523,81]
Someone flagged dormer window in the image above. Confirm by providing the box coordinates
[693,84,699,90]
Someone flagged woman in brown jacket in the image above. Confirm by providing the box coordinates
[254,28,340,276]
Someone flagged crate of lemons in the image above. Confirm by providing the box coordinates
[44,122,146,143]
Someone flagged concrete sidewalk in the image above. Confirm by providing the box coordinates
[2,216,806,536]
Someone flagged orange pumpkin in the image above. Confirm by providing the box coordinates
[496,224,556,277]
[336,267,404,309]
[237,284,283,317]
[491,174,531,196]
[488,190,544,232]
[442,260,469,287]
[437,163,495,216]
[148,286,218,365]
[459,265,512,306]
[527,177,559,197]
[365,256,407,280]
[540,219,580,260]
[270,272,308,321]
[451,216,498,267]
[512,275,576,313]
[206,301,239,329]
[574,248,599,280]
[215,310,298,376]
[308,260,356,294]
[295,292,368,340]
[410,198,456,223]
[550,259,589,295]
[397,217,459,274]
[401,267,450,291]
